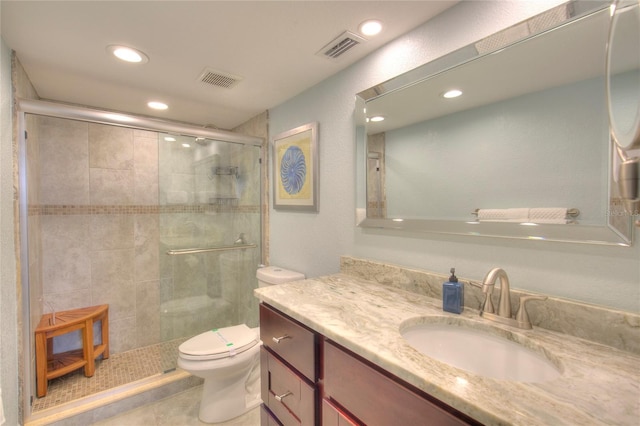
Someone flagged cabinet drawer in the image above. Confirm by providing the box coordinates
[260,304,317,381]
[261,347,315,426]
[324,341,472,426]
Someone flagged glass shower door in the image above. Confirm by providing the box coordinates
[158,134,262,371]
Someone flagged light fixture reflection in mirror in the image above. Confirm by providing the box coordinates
[443,89,463,99]
[355,1,634,246]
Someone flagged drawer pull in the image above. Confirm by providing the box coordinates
[275,391,292,402]
[272,335,291,344]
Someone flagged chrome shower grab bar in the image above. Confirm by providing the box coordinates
[166,243,256,255]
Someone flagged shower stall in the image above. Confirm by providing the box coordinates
[17,99,264,419]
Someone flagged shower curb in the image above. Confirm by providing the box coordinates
[24,369,203,426]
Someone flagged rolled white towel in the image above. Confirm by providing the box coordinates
[477,208,529,222]
[529,208,567,224]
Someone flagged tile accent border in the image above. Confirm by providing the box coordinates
[29,204,260,216]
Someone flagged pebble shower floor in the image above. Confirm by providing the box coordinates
[32,338,186,412]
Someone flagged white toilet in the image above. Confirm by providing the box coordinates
[177,266,305,423]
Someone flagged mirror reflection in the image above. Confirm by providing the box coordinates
[356,2,633,245]
[608,0,640,150]
[607,0,640,217]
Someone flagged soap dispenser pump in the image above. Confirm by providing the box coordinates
[443,268,464,314]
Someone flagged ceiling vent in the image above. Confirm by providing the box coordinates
[198,68,242,89]
[317,31,366,59]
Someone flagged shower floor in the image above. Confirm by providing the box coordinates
[32,338,187,413]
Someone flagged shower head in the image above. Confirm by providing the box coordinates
[194,137,209,146]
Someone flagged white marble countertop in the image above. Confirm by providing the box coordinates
[254,273,640,426]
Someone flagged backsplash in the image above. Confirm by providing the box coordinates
[340,256,640,355]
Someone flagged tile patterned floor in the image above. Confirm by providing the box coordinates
[33,338,187,412]
[92,386,260,426]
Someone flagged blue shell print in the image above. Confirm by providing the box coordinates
[280,146,307,195]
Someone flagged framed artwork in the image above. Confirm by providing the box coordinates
[272,122,319,211]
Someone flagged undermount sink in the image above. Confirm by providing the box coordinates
[400,317,561,383]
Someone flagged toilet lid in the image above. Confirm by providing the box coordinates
[178,324,258,359]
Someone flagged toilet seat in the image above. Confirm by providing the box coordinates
[179,324,259,361]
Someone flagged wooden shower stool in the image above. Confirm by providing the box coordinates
[35,304,109,397]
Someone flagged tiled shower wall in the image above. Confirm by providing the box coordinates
[34,116,161,354]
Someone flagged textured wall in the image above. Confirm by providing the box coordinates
[35,117,161,354]
[268,0,640,312]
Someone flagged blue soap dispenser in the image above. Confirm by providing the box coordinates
[442,268,464,314]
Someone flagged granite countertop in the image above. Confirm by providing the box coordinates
[254,273,640,426]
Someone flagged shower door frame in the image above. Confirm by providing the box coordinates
[16,98,265,422]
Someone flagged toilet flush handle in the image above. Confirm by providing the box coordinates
[272,334,291,344]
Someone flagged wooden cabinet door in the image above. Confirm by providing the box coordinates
[261,347,315,426]
[322,399,359,426]
[323,340,474,426]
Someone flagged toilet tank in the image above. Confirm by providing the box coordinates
[257,266,305,288]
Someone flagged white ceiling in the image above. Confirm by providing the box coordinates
[1,1,458,130]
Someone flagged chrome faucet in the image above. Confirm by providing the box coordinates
[478,267,547,330]
[481,268,511,318]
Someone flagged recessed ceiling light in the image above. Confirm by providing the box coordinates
[164,136,176,142]
[369,115,385,122]
[442,89,463,99]
[359,20,383,36]
[107,45,149,64]
[181,143,191,148]
[147,101,168,110]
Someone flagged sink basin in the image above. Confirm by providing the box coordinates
[400,317,561,383]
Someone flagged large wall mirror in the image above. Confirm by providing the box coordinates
[355,1,635,246]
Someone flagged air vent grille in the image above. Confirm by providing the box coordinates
[325,37,359,58]
[198,68,242,89]
[317,31,366,59]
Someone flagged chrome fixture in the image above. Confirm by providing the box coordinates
[477,268,547,330]
[166,243,256,256]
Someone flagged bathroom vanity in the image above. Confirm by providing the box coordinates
[255,257,640,426]
[260,303,476,426]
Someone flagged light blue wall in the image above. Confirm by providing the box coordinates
[269,0,640,312]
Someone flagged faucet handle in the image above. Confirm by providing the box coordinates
[482,293,495,314]
[515,295,547,329]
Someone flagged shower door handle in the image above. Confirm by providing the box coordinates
[272,334,291,344]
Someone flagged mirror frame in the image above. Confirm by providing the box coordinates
[355,1,634,246]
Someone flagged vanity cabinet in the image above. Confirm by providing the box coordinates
[260,303,477,426]
[260,304,319,425]
[323,340,477,426]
